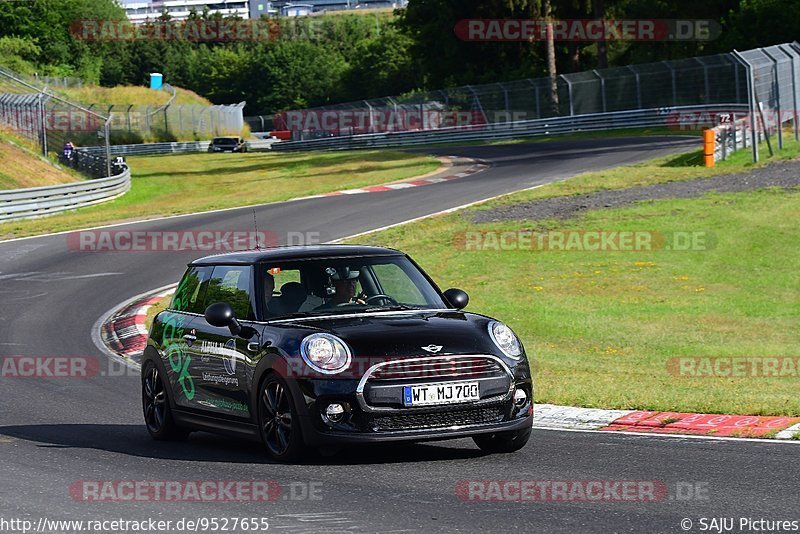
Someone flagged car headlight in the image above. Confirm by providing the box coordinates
[488,321,522,359]
[300,333,352,374]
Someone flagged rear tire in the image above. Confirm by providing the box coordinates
[142,362,190,441]
[472,426,531,454]
[258,374,306,462]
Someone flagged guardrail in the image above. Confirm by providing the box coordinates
[0,165,130,222]
[77,139,276,157]
[712,117,752,162]
[270,105,744,152]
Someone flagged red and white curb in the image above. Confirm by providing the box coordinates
[101,286,175,361]
[302,156,489,199]
[97,289,800,442]
[534,404,800,440]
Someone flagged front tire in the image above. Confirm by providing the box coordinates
[472,426,531,454]
[142,362,189,441]
[258,374,306,462]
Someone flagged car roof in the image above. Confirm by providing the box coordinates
[190,244,404,266]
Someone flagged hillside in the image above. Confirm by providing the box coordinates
[58,85,212,107]
[0,130,82,190]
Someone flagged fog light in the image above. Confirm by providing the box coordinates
[513,388,527,406]
[325,403,345,423]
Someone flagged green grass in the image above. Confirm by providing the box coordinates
[58,85,212,107]
[0,150,440,240]
[0,129,82,189]
[349,139,800,416]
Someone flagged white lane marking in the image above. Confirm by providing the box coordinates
[0,243,46,263]
[3,272,122,282]
[532,425,800,445]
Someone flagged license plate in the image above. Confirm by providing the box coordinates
[403,382,480,407]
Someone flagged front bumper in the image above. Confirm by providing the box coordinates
[298,410,534,445]
[288,353,533,446]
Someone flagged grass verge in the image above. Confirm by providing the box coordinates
[349,140,800,416]
[58,85,211,107]
[0,150,440,240]
[0,129,82,189]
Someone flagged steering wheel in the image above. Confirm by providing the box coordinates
[364,294,399,306]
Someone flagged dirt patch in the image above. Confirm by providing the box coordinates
[472,159,800,224]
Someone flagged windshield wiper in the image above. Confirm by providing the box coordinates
[362,304,417,313]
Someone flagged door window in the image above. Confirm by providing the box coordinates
[203,266,254,320]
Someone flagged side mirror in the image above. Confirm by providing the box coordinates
[204,302,242,337]
[443,288,469,309]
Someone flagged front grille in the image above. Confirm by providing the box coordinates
[371,405,505,432]
[370,356,506,381]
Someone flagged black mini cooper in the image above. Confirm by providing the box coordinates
[143,245,533,461]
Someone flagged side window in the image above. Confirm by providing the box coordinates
[170,266,213,314]
[203,266,254,320]
[270,268,302,295]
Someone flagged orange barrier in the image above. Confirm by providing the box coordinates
[703,129,715,167]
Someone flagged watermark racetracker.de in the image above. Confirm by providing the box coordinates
[66,230,326,252]
[454,230,715,252]
[454,19,721,42]
[668,357,800,378]
[456,480,710,502]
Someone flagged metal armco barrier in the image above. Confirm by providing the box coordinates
[271,105,742,152]
[266,42,800,163]
[77,139,276,157]
[0,166,130,222]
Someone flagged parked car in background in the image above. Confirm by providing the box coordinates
[208,137,248,153]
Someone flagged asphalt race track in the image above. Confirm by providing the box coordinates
[2,136,797,533]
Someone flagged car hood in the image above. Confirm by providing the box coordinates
[270,310,504,358]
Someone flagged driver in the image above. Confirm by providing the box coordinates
[316,267,365,309]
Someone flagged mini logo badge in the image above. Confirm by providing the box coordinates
[422,345,443,354]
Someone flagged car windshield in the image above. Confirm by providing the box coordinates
[261,256,448,319]
[214,138,237,145]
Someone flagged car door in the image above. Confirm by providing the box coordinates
[156,265,213,411]
[188,264,261,419]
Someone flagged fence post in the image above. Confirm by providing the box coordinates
[499,82,510,113]
[37,91,47,156]
[364,100,374,133]
[559,75,574,116]
[779,45,800,141]
[663,61,678,106]
[104,117,112,177]
[627,65,643,109]
[164,104,170,136]
[761,48,783,150]
[695,57,711,103]
[731,50,759,162]
[593,69,607,112]
[528,79,541,119]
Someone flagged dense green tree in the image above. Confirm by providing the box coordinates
[248,40,349,112]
